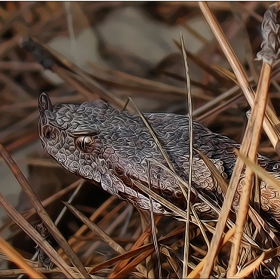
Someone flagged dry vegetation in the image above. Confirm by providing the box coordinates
[0,1,280,278]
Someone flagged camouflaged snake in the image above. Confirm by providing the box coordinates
[38,92,280,227]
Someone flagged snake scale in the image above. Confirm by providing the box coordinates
[38,92,280,227]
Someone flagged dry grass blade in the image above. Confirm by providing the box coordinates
[57,195,117,257]
[109,226,185,278]
[0,193,77,278]
[162,71,219,94]
[263,245,280,261]
[230,2,259,83]
[161,246,181,278]
[0,235,46,278]
[128,98,198,231]
[211,64,239,85]
[0,142,90,278]
[110,216,160,277]
[87,62,210,100]
[231,252,265,279]
[54,180,84,225]
[173,39,232,88]
[109,248,154,279]
[187,225,236,278]
[248,206,280,247]
[62,201,147,277]
[74,201,129,257]
[229,3,279,276]
[138,211,154,279]
[132,179,186,220]
[0,179,84,235]
[192,76,254,118]
[90,243,154,274]
[180,32,193,278]
[194,148,228,195]
[199,2,280,153]
[147,161,162,278]
[197,2,276,277]
[196,92,244,122]
[235,149,280,192]
[198,1,250,89]
[92,224,184,276]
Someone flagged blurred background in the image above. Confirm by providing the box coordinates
[0,1,279,275]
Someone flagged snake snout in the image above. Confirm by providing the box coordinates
[38,92,53,113]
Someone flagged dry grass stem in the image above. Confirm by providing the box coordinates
[173,39,232,87]
[1,2,280,278]
[147,160,162,278]
[0,192,77,278]
[57,195,117,256]
[231,252,265,279]
[110,216,161,277]
[228,63,272,276]
[88,62,212,101]
[229,4,280,275]
[0,142,89,278]
[180,32,193,278]
[198,2,278,277]
[62,201,147,277]
[235,149,280,192]
[0,235,46,278]
[198,2,280,152]
[187,225,236,278]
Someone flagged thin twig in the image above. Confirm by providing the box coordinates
[0,142,90,278]
[0,193,77,278]
[147,160,162,278]
[62,201,147,277]
[228,3,280,275]
[0,235,46,279]
[180,32,193,278]
[197,2,277,276]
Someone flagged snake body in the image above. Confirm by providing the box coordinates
[38,92,280,226]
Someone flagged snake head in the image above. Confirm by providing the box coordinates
[37,93,189,215]
[38,92,106,183]
[38,92,61,152]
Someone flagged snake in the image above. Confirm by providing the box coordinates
[38,91,280,227]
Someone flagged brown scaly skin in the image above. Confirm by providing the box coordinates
[38,92,280,226]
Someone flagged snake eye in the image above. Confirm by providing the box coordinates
[43,126,58,140]
[76,136,95,153]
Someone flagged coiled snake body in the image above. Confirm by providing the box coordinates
[38,92,280,226]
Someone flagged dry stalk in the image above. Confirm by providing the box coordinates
[0,142,89,278]
[62,201,147,277]
[187,225,236,278]
[0,235,46,278]
[109,219,157,277]
[198,2,280,277]
[147,160,162,278]
[198,2,280,152]
[0,192,77,278]
[180,32,193,278]
[57,195,117,256]
[231,252,265,278]
[228,3,280,276]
